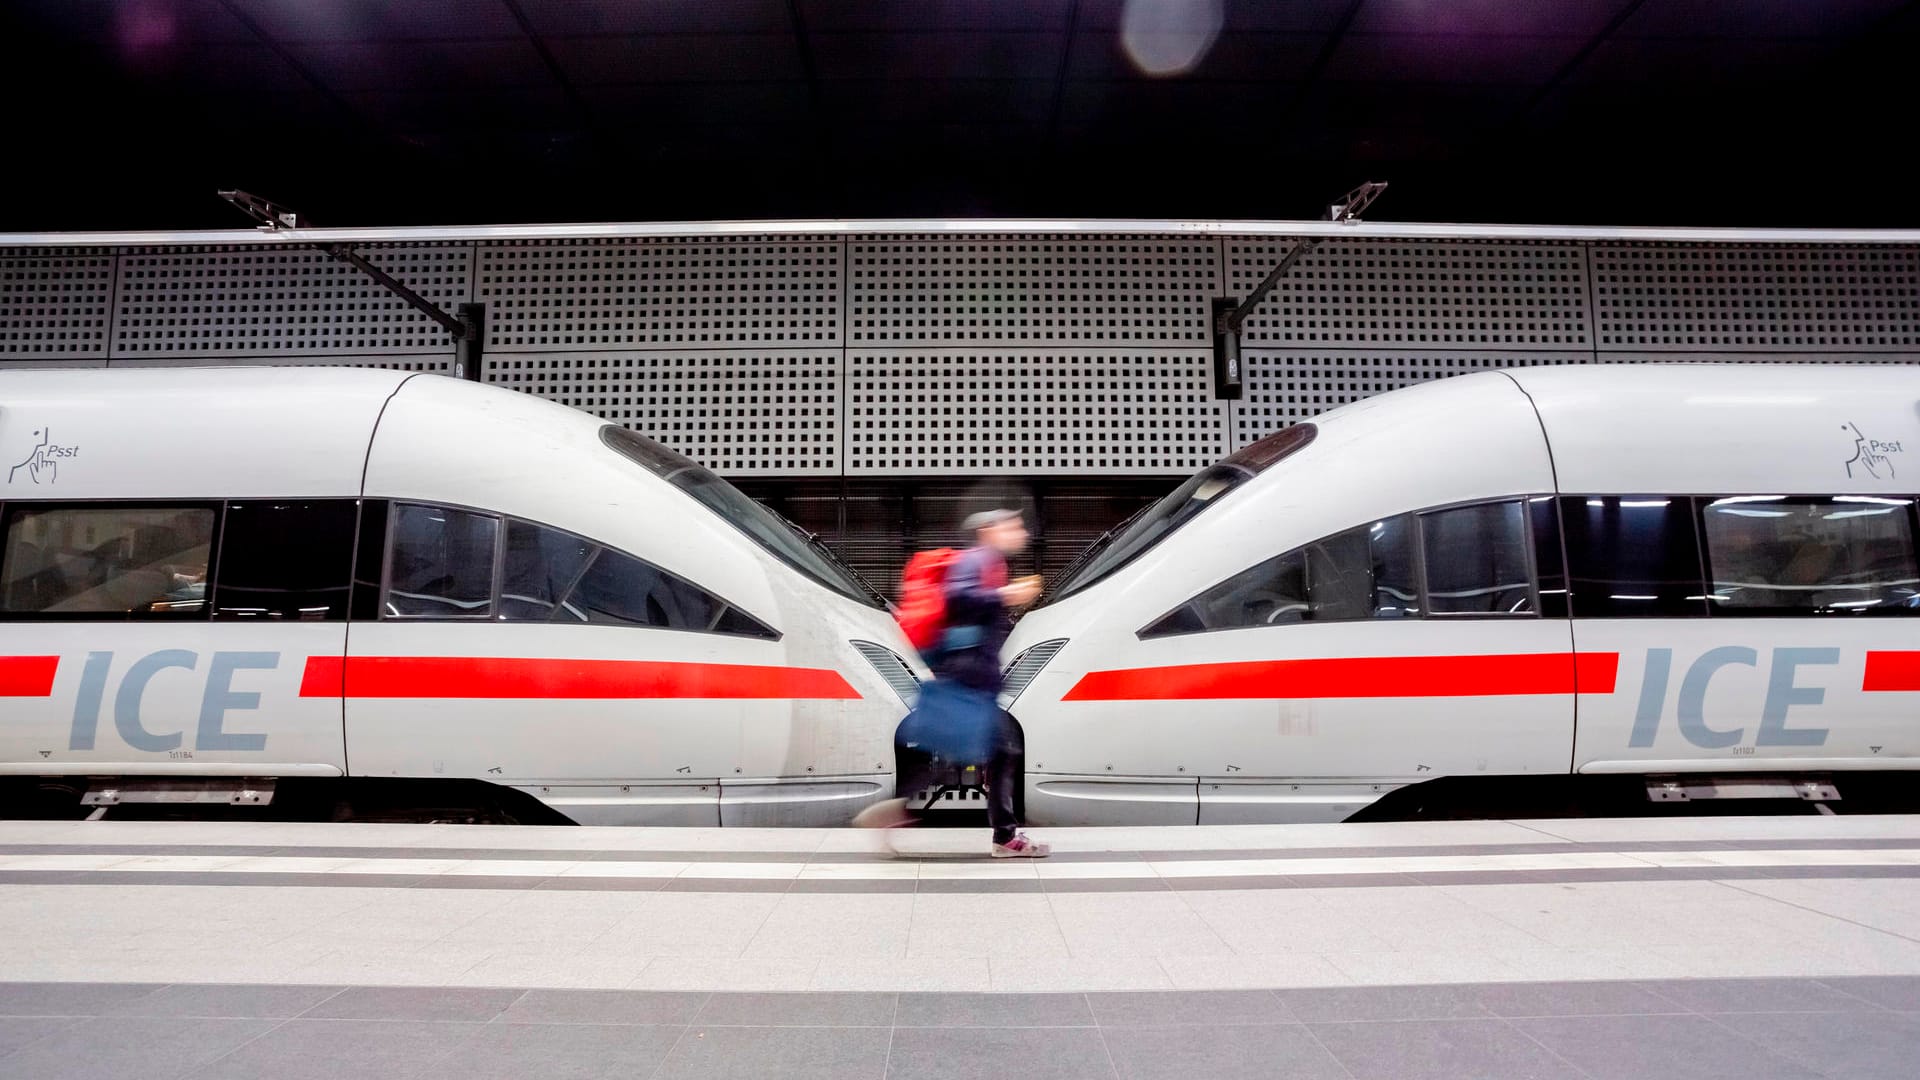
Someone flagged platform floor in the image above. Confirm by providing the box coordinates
[2,815,1919,1077]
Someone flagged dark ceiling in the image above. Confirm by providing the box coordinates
[2,0,1915,231]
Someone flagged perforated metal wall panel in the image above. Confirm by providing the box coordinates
[1591,243,1920,352]
[847,237,1219,346]
[477,238,842,351]
[846,348,1227,475]
[0,249,114,358]
[108,355,455,374]
[2,226,1918,485]
[1225,238,1591,349]
[1232,350,1582,446]
[1594,351,1920,367]
[486,350,842,476]
[111,244,471,358]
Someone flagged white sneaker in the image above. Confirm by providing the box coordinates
[991,832,1051,858]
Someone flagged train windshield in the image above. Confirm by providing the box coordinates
[1041,423,1317,605]
[600,426,887,608]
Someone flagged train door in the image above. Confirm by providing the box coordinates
[338,501,842,825]
[1569,494,1920,775]
[0,499,356,780]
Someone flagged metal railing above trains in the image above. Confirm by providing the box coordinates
[7,218,1920,248]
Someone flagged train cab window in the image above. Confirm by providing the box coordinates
[564,546,776,637]
[499,519,595,621]
[1141,513,1416,637]
[1700,496,1920,615]
[386,503,498,618]
[0,505,216,618]
[601,424,886,608]
[1044,423,1319,605]
[1560,496,1707,618]
[491,517,778,638]
[213,500,358,620]
[1421,501,1534,615]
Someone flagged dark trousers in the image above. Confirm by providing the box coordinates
[896,708,1024,845]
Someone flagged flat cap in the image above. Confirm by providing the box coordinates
[962,508,1021,532]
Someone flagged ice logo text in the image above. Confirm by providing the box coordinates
[68,650,277,753]
[1629,646,1833,749]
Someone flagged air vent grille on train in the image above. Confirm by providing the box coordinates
[999,639,1068,709]
[851,641,921,706]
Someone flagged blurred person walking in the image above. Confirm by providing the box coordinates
[855,509,1049,856]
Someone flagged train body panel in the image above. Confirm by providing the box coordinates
[1006,364,1920,824]
[1514,365,1919,496]
[0,366,396,499]
[1083,375,1557,630]
[1,368,917,825]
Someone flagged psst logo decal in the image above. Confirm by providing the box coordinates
[8,427,79,485]
[1843,422,1902,480]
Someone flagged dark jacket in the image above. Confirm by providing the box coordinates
[929,544,1010,694]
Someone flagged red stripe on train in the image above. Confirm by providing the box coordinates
[1061,651,1620,702]
[0,656,58,697]
[297,656,862,700]
[1862,651,1920,692]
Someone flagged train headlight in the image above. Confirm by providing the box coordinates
[851,640,921,706]
[999,638,1068,710]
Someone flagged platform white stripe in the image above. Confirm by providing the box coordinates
[3,847,1918,882]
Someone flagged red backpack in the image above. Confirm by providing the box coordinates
[896,548,960,652]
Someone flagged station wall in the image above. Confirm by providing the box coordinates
[5,230,1918,590]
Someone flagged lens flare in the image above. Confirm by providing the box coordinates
[117,0,178,53]
[1120,0,1224,78]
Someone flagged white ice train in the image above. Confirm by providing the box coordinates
[0,368,923,825]
[1001,364,1920,825]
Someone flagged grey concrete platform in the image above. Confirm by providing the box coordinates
[3,814,1920,1077]
[1,977,1916,1079]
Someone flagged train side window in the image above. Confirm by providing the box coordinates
[559,546,777,638]
[0,504,217,618]
[349,499,389,620]
[1140,514,1416,636]
[1421,500,1534,615]
[214,500,358,620]
[385,503,498,619]
[1364,513,1421,618]
[1529,497,1569,619]
[1559,496,1707,617]
[499,520,595,622]
[1700,496,1920,615]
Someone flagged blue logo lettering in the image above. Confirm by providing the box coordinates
[1627,648,1672,748]
[1757,647,1837,747]
[114,650,197,752]
[1629,646,1834,750]
[67,651,113,751]
[197,652,277,752]
[1675,646,1756,750]
[68,650,281,753]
